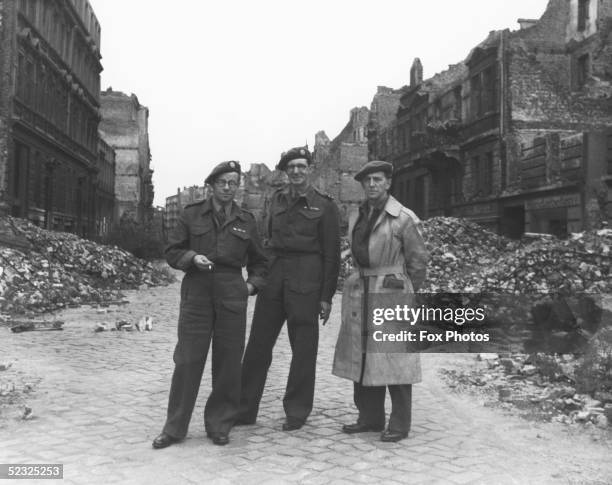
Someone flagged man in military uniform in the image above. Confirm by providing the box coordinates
[153,161,267,448]
[238,146,341,431]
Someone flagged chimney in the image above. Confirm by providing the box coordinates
[410,58,423,87]
[517,18,538,30]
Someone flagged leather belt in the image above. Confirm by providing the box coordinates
[271,249,320,257]
[358,265,404,277]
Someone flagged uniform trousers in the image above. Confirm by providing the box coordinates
[163,270,248,438]
[240,256,321,423]
[353,382,412,434]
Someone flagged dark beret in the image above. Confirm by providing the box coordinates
[205,160,241,185]
[276,146,313,171]
[354,160,394,182]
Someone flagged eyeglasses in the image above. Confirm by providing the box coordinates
[286,163,309,172]
[214,179,239,188]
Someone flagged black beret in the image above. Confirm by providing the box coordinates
[354,160,393,182]
[276,146,313,171]
[205,160,241,185]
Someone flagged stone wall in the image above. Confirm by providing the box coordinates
[0,0,9,214]
[312,107,370,228]
[99,89,153,224]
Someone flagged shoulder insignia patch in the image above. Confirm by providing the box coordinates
[313,187,333,200]
[184,199,205,209]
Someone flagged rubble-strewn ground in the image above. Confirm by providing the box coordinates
[439,353,612,429]
[1,284,611,484]
[0,217,174,315]
[1,216,611,482]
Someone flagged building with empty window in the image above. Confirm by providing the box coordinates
[0,0,104,237]
[99,89,154,225]
[369,0,612,237]
[96,136,116,238]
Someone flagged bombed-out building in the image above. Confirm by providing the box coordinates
[0,0,106,237]
[369,0,612,237]
[99,89,153,225]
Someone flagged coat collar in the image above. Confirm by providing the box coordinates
[281,184,317,208]
[348,194,401,239]
[358,194,401,218]
[200,198,246,221]
[383,195,402,218]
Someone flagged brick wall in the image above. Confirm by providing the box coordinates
[559,133,583,182]
[0,0,9,213]
[608,131,612,174]
[99,90,153,224]
[512,0,569,48]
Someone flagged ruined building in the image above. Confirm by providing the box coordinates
[164,185,207,234]
[99,89,153,225]
[368,0,612,237]
[96,137,115,237]
[312,107,370,225]
[0,0,110,237]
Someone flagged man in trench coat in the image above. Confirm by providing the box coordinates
[153,161,267,448]
[238,146,341,431]
[332,160,428,442]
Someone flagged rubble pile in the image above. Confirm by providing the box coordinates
[481,229,612,294]
[420,217,514,293]
[0,217,174,315]
[338,218,611,295]
[440,353,612,428]
[0,360,38,422]
[337,238,353,290]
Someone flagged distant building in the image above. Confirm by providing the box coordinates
[164,185,207,234]
[312,107,370,227]
[0,0,104,237]
[99,89,154,225]
[96,136,115,238]
[369,0,612,237]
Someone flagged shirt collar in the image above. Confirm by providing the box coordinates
[283,184,316,208]
[359,195,401,218]
[201,198,245,221]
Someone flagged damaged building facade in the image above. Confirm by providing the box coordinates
[368,0,612,237]
[0,0,110,238]
[311,107,370,225]
[99,89,153,226]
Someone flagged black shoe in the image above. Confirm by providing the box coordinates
[282,418,304,431]
[206,431,230,446]
[341,422,384,434]
[380,429,408,442]
[152,432,180,449]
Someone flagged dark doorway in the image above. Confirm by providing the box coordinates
[501,205,525,239]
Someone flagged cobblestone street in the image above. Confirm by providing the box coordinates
[1,278,611,485]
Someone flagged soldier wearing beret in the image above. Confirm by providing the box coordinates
[153,161,267,448]
[332,160,428,442]
[238,146,341,431]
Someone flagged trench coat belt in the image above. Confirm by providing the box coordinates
[357,265,405,277]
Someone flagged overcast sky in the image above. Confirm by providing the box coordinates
[90,0,550,206]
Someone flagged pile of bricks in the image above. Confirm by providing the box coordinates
[0,217,174,315]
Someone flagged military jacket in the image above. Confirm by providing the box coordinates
[165,198,267,290]
[266,185,341,302]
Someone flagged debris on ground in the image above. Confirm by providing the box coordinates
[21,406,33,420]
[338,216,612,420]
[135,316,153,332]
[10,320,64,333]
[0,216,175,315]
[440,350,612,428]
[0,361,41,424]
[339,217,611,294]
